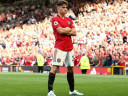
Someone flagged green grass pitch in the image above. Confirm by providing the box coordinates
[0,72,128,96]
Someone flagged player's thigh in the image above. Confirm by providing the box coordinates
[52,48,67,66]
[65,50,74,67]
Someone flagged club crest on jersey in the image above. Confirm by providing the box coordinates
[67,21,71,25]
[54,21,58,25]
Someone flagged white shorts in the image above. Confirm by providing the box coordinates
[52,48,74,67]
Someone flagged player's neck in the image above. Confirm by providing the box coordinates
[58,13,65,19]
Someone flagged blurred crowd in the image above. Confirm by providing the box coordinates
[0,1,56,30]
[0,0,128,68]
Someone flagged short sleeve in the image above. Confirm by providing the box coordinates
[52,18,61,29]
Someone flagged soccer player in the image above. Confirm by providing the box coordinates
[47,0,84,96]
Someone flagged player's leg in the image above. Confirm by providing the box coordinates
[66,51,84,95]
[48,48,67,96]
[65,51,74,92]
[67,66,74,92]
[48,65,59,92]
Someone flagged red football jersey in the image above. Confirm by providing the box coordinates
[52,15,75,51]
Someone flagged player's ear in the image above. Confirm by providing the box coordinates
[57,6,60,12]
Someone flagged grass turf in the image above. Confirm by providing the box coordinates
[0,72,128,96]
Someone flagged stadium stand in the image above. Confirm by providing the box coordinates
[0,0,128,74]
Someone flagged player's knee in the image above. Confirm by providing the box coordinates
[51,66,58,73]
[67,67,73,73]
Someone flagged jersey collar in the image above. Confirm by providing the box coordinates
[57,14,66,19]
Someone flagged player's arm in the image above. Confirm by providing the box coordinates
[56,27,76,36]
[66,28,76,36]
[66,19,76,36]
[52,18,72,35]
[56,27,72,35]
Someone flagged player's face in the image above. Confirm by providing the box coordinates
[58,4,68,15]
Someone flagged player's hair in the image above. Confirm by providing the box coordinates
[56,0,68,7]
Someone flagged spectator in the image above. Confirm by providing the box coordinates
[112,55,120,75]
[103,54,113,67]
[89,56,95,66]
